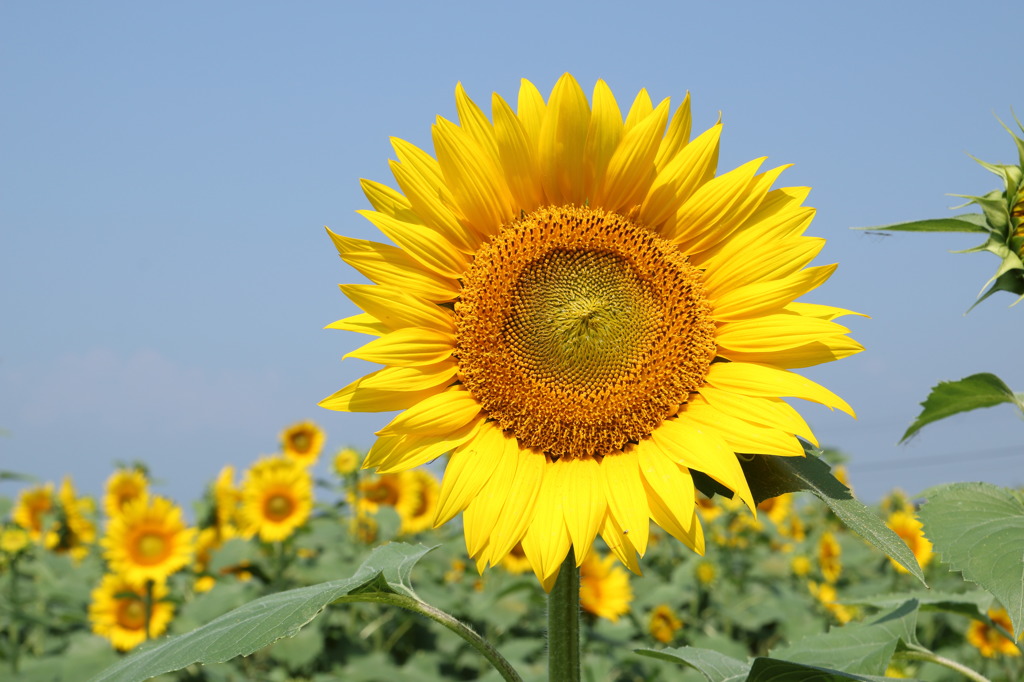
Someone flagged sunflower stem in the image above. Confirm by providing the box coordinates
[895,649,991,682]
[547,549,581,682]
[144,579,153,641]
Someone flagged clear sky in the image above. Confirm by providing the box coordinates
[2,1,1021,510]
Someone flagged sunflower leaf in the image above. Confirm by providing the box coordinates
[766,600,919,676]
[634,646,750,681]
[900,373,1024,442]
[747,658,899,681]
[738,450,927,583]
[917,482,1024,638]
[852,213,990,234]
[91,543,435,682]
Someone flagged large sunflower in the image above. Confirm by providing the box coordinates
[238,456,313,543]
[322,74,861,588]
[101,496,195,584]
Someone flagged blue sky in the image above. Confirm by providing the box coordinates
[2,1,1021,510]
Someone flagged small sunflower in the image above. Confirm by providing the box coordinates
[213,465,242,534]
[579,552,633,622]
[500,541,533,575]
[52,477,97,562]
[322,75,861,587]
[397,470,440,535]
[104,468,149,519]
[817,531,842,584]
[0,526,29,555]
[967,607,1021,658]
[89,573,174,651]
[238,456,313,543]
[13,483,54,541]
[649,604,683,643]
[281,420,326,466]
[886,510,933,574]
[102,496,195,584]
[333,447,360,476]
[808,580,855,624]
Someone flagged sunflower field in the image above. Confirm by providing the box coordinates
[3,76,1024,682]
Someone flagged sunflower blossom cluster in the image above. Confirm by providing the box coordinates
[323,74,861,588]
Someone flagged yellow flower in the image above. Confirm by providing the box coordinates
[886,510,933,574]
[695,560,717,585]
[500,541,533,575]
[280,420,326,466]
[791,555,812,577]
[321,74,861,588]
[579,552,633,622]
[817,531,842,584]
[757,493,792,526]
[89,573,174,651]
[194,575,216,593]
[238,456,313,543]
[397,470,440,535]
[649,604,683,643]
[967,608,1021,658]
[0,526,29,554]
[103,468,149,519]
[333,447,360,476]
[102,496,195,584]
[52,477,97,562]
[13,483,54,541]
[213,465,241,534]
[349,513,378,544]
[808,580,855,624]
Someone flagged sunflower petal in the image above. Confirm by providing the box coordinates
[636,438,696,539]
[344,327,454,367]
[563,458,608,567]
[324,313,388,336]
[521,459,571,583]
[326,228,457,301]
[359,210,471,280]
[641,123,722,230]
[597,99,670,212]
[492,93,544,211]
[374,418,482,474]
[487,439,546,564]
[654,93,692,171]
[719,336,865,369]
[684,397,805,457]
[716,314,851,353]
[699,386,818,447]
[710,264,838,321]
[706,361,856,417]
[539,73,590,205]
[434,422,504,527]
[377,388,482,436]
[340,284,455,333]
[600,512,641,575]
[600,448,649,556]
[583,79,624,199]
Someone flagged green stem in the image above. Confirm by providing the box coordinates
[336,592,523,682]
[144,579,154,641]
[547,549,581,682]
[9,553,20,675]
[896,649,992,682]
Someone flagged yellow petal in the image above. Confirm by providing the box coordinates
[377,387,482,436]
[455,82,500,167]
[324,313,388,336]
[699,386,818,447]
[374,418,482,473]
[684,398,805,457]
[461,424,520,557]
[433,117,515,239]
[716,314,851,353]
[701,235,823,294]
[516,78,547,152]
[786,302,869,321]
[596,99,670,212]
[434,422,504,527]
[359,210,470,280]
[641,123,721,230]
[521,459,572,584]
[360,179,418,222]
[583,79,624,199]
[600,512,641,575]
[719,336,865,369]
[710,264,837,321]
[492,93,544,211]
[654,92,692,171]
[538,73,590,205]
[326,228,457,301]
[388,160,480,254]
[486,437,546,564]
[562,458,607,567]
[623,89,654,130]
[340,284,455,333]
[636,438,697,540]
[705,361,856,417]
[600,448,649,556]
[319,367,450,412]
[344,327,454,367]
[649,416,754,511]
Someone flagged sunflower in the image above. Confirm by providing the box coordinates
[817,531,842,584]
[322,74,861,588]
[649,604,683,643]
[89,573,174,651]
[238,456,313,543]
[579,552,633,622]
[886,510,933,574]
[808,580,856,625]
[52,477,97,562]
[213,465,241,535]
[13,483,54,541]
[333,447,360,476]
[102,496,195,584]
[500,541,533,575]
[0,526,29,555]
[967,607,1022,658]
[281,420,326,466]
[103,468,149,519]
[397,470,440,535]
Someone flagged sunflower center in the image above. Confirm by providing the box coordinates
[117,598,147,630]
[290,432,311,454]
[264,494,294,522]
[455,205,716,460]
[136,532,168,562]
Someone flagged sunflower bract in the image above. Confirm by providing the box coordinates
[322,74,862,590]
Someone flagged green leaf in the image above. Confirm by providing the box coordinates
[738,449,927,583]
[917,482,1024,638]
[747,658,901,681]
[847,590,992,621]
[853,213,990,233]
[769,600,919,676]
[901,373,1024,442]
[635,646,749,681]
[92,543,434,682]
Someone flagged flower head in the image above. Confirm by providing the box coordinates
[239,456,313,542]
[51,477,97,562]
[333,447,360,476]
[89,573,174,651]
[281,420,326,466]
[102,496,195,583]
[817,531,842,584]
[886,510,933,574]
[967,607,1021,657]
[104,468,149,519]
[322,75,861,588]
[13,483,54,541]
[649,604,683,643]
[579,552,633,622]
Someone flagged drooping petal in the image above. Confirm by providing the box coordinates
[563,457,608,567]
[699,386,818,447]
[600,448,650,556]
[684,397,805,457]
[521,459,572,584]
[705,361,856,417]
[486,438,546,564]
[434,422,505,527]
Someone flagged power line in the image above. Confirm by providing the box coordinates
[849,444,1022,471]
